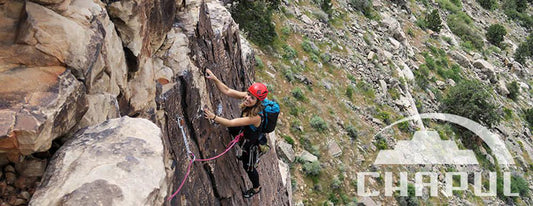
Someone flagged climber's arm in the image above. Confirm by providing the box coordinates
[203,107,260,127]
[205,69,246,99]
[214,116,261,128]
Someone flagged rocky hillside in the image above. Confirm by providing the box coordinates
[234,0,533,205]
[0,0,289,205]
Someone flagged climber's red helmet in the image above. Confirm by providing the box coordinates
[248,83,268,101]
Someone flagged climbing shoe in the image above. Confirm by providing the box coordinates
[243,187,261,198]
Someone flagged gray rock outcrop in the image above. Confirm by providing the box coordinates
[30,117,167,206]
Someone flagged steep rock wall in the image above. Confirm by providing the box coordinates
[158,2,290,205]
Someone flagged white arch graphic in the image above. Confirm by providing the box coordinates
[374,113,514,165]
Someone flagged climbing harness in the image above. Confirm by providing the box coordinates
[167,115,243,202]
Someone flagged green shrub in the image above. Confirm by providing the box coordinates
[283,97,302,116]
[356,81,375,99]
[230,0,277,47]
[346,86,354,99]
[346,125,358,140]
[303,161,322,176]
[507,81,520,100]
[291,87,306,101]
[389,88,400,100]
[310,115,328,132]
[415,17,427,30]
[282,68,295,82]
[375,135,388,150]
[320,53,332,63]
[282,26,291,35]
[486,24,507,47]
[301,40,319,55]
[447,12,484,50]
[321,0,332,17]
[437,0,462,13]
[442,80,501,127]
[514,33,533,64]
[349,0,376,19]
[283,134,295,145]
[436,64,463,82]
[377,111,391,124]
[477,0,497,10]
[414,64,431,88]
[282,44,298,60]
[398,121,410,132]
[503,108,513,120]
[426,9,443,33]
[504,9,533,29]
[255,55,264,68]
[510,174,529,197]
[331,176,342,189]
[328,193,340,204]
[310,54,320,62]
[525,108,533,128]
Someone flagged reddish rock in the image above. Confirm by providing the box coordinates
[160,2,289,205]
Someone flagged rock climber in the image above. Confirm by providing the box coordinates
[202,69,267,198]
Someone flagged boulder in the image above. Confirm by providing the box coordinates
[300,14,314,25]
[327,141,342,157]
[497,80,510,96]
[0,67,88,156]
[30,117,167,206]
[75,93,120,130]
[394,96,411,109]
[473,59,496,81]
[389,37,401,50]
[277,141,295,162]
[448,51,471,69]
[299,150,318,162]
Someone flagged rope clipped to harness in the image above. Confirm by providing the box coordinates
[167,115,243,202]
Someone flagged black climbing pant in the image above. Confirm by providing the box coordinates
[228,127,260,189]
[241,142,260,188]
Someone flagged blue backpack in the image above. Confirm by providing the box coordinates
[260,99,280,133]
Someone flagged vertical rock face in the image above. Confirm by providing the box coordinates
[30,117,167,206]
[104,0,177,116]
[158,2,290,205]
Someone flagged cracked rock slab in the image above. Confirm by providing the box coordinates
[30,117,167,206]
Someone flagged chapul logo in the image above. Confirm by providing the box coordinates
[357,113,522,197]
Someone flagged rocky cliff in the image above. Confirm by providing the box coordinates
[0,0,290,205]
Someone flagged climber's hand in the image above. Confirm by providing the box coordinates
[203,107,215,120]
[205,69,218,81]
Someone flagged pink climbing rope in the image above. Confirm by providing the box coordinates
[167,132,243,201]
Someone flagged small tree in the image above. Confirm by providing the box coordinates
[321,0,332,17]
[230,0,277,47]
[525,108,533,128]
[477,0,497,10]
[514,33,533,64]
[486,24,507,47]
[426,9,443,33]
[507,81,520,100]
[442,80,501,127]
